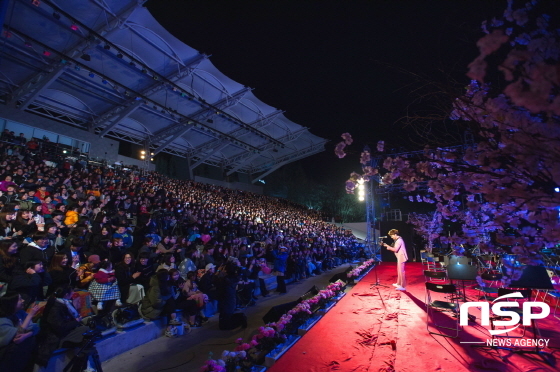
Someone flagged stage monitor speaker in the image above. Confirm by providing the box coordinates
[379,221,414,262]
[299,286,319,302]
[262,300,300,324]
[329,272,349,283]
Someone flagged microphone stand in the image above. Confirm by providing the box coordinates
[370,239,389,288]
[369,240,388,310]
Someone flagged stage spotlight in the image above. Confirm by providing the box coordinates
[103,44,110,50]
[117,53,123,58]
[80,53,91,61]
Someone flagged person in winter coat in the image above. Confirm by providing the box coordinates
[63,205,79,227]
[46,253,76,296]
[36,286,90,368]
[0,241,19,295]
[115,253,143,305]
[0,294,40,372]
[0,176,18,192]
[19,232,54,267]
[140,269,182,337]
[10,260,52,308]
[0,186,18,205]
[273,246,289,294]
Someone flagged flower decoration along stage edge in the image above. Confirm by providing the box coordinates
[199,281,346,372]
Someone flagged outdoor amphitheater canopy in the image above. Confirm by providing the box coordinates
[0,0,327,179]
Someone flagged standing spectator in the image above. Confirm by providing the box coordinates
[14,133,27,146]
[26,138,39,151]
[273,246,288,294]
[255,258,271,297]
[0,129,12,142]
[217,262,247,330]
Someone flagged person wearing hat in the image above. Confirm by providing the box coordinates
[87,254,101,265]
[199,263,219,302]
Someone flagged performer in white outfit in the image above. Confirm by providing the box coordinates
[382,229,408,291]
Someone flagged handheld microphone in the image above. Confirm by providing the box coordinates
[379,236,388,239]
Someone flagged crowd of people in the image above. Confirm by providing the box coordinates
[0,137,363,371]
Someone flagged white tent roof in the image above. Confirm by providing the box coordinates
[0,0,326,178]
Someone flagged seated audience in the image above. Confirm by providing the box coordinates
[0,294,40,372]
[0,142,361,366]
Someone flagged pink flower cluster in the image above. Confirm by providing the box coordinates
[347,259,375,278]
[335,133,353,158]
[199,359,225,372]
[199,282,345,372]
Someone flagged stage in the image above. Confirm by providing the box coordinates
[268,262,559,372]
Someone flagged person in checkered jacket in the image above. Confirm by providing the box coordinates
[89,260,122,311]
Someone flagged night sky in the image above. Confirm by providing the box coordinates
[146,0,506,184]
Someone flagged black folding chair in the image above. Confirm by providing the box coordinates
[490,288,535,340]
[424,270,447,283]
[476,270,502,300]
[425,282,461,338]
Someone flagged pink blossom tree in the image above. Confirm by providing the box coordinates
[338,0,560,265]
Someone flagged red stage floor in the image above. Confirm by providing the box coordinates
[268,262,559,372]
